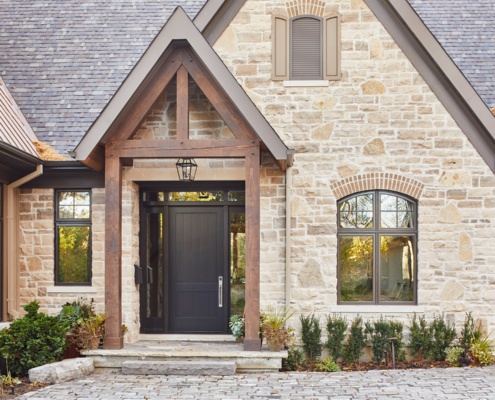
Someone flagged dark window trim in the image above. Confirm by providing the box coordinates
[337,190,418,305]
[54,189,92,286]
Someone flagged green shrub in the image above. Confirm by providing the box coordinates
[315,358,341,372]
[365,317,390,364]
[365,317,405,364]
[343,316,366,364]
[325,314,347,361]
[300,314,322,363]
[409,314,432,360]
[470,335,494,366]
[0,302,69,376]
[429,314,456,361]
[59,298,95,330]
[459,312,482,350]
[446,346,464,367]
[282,348,306,371]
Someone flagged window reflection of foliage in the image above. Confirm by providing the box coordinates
[338,191,416,304]
[340,236,373,302]
[58,226,90,283]
[56,190,91,285]
[230,212,245,316]
[339,194,373,228]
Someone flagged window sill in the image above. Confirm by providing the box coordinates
[329,305,424,313]
[283,80,329,87]
[46,286,98,294]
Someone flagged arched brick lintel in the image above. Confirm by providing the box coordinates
[286,0,326,18]
[330,173,425,201]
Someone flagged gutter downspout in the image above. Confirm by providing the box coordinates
[285,150,294,309]
[5,164,43,319]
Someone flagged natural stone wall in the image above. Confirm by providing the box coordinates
[18,188,105,316]
[214,0,495,335]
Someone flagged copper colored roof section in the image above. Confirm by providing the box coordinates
[0,76,38,157]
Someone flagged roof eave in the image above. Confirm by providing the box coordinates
[365,0,495,173]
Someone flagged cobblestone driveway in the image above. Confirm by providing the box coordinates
[18,366,495,399]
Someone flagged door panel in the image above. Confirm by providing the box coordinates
[169,207,227,333]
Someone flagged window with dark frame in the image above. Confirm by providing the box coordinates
[337,190,417,304]
[55,190,91,285]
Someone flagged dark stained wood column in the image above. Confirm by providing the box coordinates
[103,152,124,349]
[176,65,189,141]
[244,145,261,351]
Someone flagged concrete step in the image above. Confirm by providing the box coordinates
[122,360,237,376]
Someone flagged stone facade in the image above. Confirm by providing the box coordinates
[19,188,105,315]
[213,0,495,334]
[14,0,495,341]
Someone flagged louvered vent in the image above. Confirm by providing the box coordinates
[290,16,322,80]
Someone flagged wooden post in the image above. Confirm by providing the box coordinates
[244,145,261,351]
[176,65,189,141]
[103,152,124,349]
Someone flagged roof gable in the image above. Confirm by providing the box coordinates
[74,7,290,170]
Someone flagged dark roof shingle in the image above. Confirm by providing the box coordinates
[408,0,495,110]
[0,0,207,156]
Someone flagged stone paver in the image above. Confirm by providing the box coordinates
[17,366,495,399]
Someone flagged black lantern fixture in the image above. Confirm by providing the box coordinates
[176,158,198,181]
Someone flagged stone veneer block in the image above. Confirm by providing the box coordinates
[122,360,237,376]
[29,358,94,384]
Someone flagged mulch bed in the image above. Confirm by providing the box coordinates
[292,360,451,372]
[339,360,450,371]
[0,377,50,400]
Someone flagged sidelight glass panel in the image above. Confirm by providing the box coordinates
[230,211,245,316]
[339,236,373,302]
[380,236,415,302]
[57,226,90,283]
[146,212,164,318]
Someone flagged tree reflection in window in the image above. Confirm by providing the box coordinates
[338,191,416,304]
[56,190,91,285]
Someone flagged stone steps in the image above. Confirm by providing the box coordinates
[84,340,287,373]
[122,360,237,376]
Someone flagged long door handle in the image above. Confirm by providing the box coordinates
[218,276,223,308]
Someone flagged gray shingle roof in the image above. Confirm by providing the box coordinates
[408,0,495,110]
[0,1,207,157]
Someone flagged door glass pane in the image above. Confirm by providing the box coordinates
[230,212,245,316]
[57,226,90,283]
[380,236,415,302]
[146,212,164,318]
[339,236,373,302]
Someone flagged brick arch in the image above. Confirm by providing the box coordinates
[286,0,326,18]
[330,173,425,200]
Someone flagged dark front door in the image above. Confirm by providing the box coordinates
[139,185,245,334]
[169,207,227,332]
